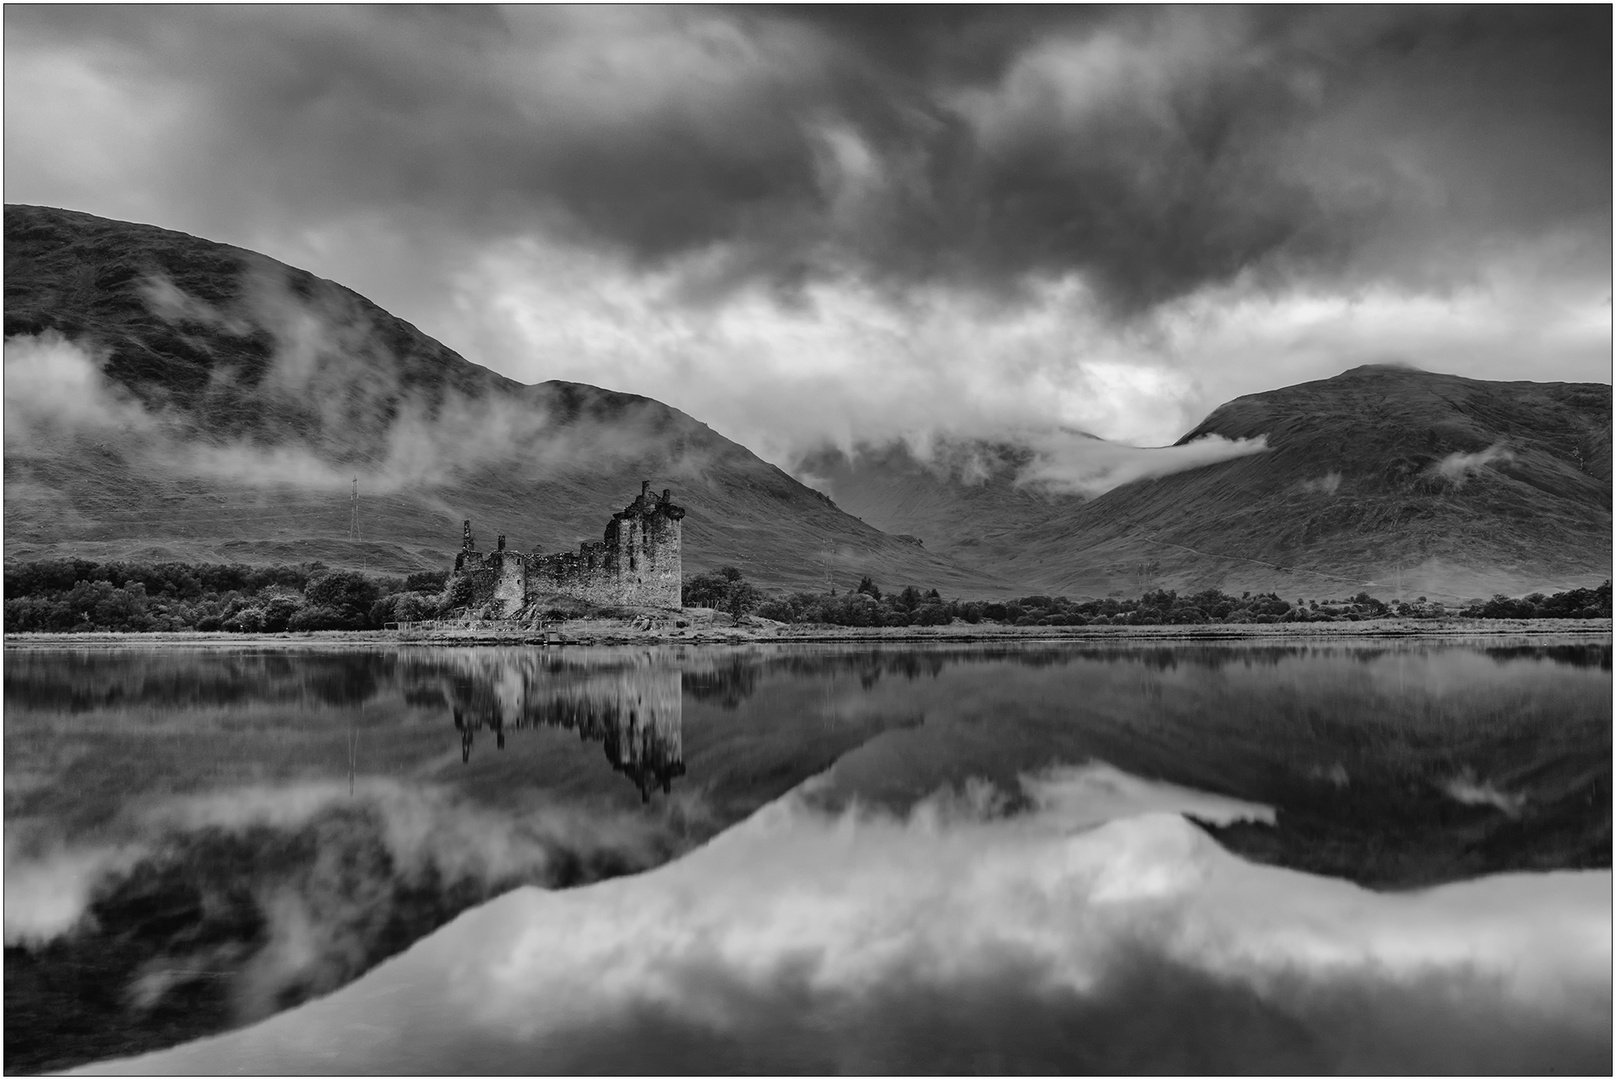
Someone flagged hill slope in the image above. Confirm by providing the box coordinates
[2,205,1012,595]
[993,365,1612,600]
[6,207,1606,603]
[796,438,1083,563]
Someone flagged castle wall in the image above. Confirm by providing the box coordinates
[529,549,631,608]
[616,509,682,608]
[453,544,500,608]
[491,550,526,617]
[450,483,685,614]
[461,566,498,608]
[452,526,525,616]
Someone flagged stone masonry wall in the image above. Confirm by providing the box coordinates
[609,483,683,609]
[490,550,526,616]
[451,482,685,614]
[452,524,527,617]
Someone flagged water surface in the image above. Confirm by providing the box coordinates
[5,638,1610,1073]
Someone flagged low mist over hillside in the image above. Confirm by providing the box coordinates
[796,437,1077,563]
[796,427,1273,567]
[993,366,1611,600]
[4,206,1608,604]
[795,367,1610,601]
[2,205,1010,594]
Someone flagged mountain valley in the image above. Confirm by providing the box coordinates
[5,205,1609,601]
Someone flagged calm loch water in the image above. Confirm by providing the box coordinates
[4,639,1611,1073]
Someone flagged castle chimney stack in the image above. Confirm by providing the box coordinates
[462,520,474,552]
[497,534,506,551]
[641,480,651,501]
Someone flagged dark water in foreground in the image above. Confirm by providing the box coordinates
[4,639,1610,1074]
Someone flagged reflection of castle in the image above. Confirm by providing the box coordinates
[439,654,684,801]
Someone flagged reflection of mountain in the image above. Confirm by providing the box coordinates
[1,650,397,712]
[682,658,762,709]
[436,654,684,801]
[9,643,1605,728]
[6,639,1607,1075]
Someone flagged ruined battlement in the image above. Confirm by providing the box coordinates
[448,482,685,616]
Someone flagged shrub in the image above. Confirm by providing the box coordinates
[404,570,448,593]
[1,558,407,632]
[442,574,478,611]
[755,597,796,622]
[305,571,382,627]
[1349,591,1387,617]
[393,592,438,622]
[682,568,764,617]
[287,605,353,632]
[222,607,266,633]
[261,596,302,632]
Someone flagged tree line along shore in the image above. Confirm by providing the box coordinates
[2,558,1610,635]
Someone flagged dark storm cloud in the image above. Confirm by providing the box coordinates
[6,5,1609,317]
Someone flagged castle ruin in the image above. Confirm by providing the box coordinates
[451,481,685,615]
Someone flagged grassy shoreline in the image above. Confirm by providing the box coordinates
[3,617,1609,649]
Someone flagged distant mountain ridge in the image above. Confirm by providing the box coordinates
[798,366,1612,600]
[2,204,1012,595]
[991,365,1612,599]
[4,204,1608,602]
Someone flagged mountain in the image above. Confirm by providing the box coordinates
[6,206,1606,604]
[2,205,1013,595]
[991,365,1612,601]
[795,437,1084,563]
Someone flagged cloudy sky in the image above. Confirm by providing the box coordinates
[5,5,1610,467]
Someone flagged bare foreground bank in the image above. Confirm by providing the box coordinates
[4,616,1610,649]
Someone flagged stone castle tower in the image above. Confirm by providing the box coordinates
[451,482,685,614]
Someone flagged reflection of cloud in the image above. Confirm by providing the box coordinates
[2,841,146,946]
[5,778,687,1023]
[100,764,1611,1075]
[1019,762,1273,830]
[142,780,676,883]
